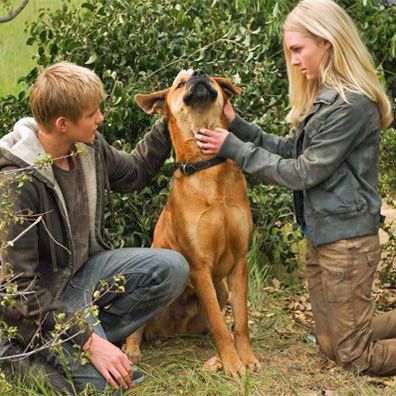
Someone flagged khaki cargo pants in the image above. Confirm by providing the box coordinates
[306,233,396,375]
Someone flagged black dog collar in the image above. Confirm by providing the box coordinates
[175,157,226,176]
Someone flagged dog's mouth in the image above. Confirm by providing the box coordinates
[183,75,218,107]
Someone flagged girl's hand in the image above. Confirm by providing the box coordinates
[195,128,229,155]
[224,101,236,123]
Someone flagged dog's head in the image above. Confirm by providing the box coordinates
[135,70,241,136]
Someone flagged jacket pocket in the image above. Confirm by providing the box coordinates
[321,168,347,191]
[307,166,358,218]
[308,187,354,217]
[365,249,381,267]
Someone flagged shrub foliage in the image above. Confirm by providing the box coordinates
[0,0,395,273]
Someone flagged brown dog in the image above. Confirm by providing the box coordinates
[124,70,260,376]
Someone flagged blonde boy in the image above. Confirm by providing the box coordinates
[0,62,189,393]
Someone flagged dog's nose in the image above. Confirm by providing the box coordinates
[192,70,205,77]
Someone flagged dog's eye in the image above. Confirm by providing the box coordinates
[177,81,185,89]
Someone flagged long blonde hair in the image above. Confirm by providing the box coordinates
[283,0,393,129]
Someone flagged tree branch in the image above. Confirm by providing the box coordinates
[0,0,30,23]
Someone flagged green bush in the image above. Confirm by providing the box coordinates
[0,0,395,274]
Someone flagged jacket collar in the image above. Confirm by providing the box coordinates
[300,86,339,123]
[314,86,339,105]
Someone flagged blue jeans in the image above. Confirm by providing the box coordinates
[45,248,189,394]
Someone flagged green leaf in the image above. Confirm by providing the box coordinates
[85,52,97,65]
[81,3,95,11]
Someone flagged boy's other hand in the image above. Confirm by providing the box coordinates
[173,68,194,85]
[82,333,134,390]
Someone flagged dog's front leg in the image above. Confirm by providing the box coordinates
[228,257,261,371]
[192,270,245,377]
[124,326,145,363]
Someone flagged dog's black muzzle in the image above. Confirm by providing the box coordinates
[183,70,218,107]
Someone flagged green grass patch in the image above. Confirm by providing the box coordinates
[0,0,81,97]
[4,267,396,395]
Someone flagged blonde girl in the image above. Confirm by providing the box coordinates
[196,0,394,375]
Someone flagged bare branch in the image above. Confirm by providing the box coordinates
[0,0,30,23]
[147,33,247,78]
[41,218,72,255]
[5,215,43,248]
[1,150,81,177]
[0,276,125,361]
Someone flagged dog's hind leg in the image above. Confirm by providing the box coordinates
[228,257,261,371]
[123,326,145,363]
[216,278,229,311]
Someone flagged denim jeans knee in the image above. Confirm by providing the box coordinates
[159,249,190,301]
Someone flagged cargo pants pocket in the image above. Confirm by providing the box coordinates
[322,266,349,304]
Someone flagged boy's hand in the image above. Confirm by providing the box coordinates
[172,68,194,85]
[82,333,133,390]
[196,127,229,155]
[224,101,236,123]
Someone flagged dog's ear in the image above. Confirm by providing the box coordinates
[135,88,170,114]
[213,77,243,99]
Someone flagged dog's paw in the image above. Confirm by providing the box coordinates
[238,347,261,372]
[205,354,246,377]
[241,354,261,372]
[203,355,223,372]
[123,344,143,363]
[223,356,246,377]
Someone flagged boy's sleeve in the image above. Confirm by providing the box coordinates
[229,115,295,159]
[99,117,171,193]
[0,175,92,348]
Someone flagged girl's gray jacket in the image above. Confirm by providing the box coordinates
[220,87,382,247]
[0,117,170,347]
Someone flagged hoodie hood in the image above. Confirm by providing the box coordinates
[0,117,55,185]
[0,117,103,256]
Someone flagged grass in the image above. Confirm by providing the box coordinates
[4,263,396,395]
[0,0,81,97]
[123,283,396,396]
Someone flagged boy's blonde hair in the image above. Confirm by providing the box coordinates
[283,0,393,129]
[29,61,104,130]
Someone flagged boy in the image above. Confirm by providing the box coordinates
[0,62,189,393]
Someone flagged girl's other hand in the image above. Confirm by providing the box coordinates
[224,101,236,123]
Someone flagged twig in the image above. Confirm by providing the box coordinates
[41,218,72,255]
[0,0,30,23]
[5,216,43,247]
[0,277,124,360]
[1,150,80,177]
[147,36,248,78]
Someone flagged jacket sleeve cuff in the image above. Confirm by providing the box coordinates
[66,324,93,348]
[219,132,246,161]
[228,114,256,141]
